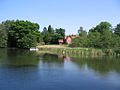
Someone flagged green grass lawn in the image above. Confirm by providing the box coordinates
[37,44,69,48]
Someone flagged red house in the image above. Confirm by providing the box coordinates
[64,36,72,44]
[58,35,79,44]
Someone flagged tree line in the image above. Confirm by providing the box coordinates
[0,20,120,49]
[70,22,120,49]
[0,20,65,49]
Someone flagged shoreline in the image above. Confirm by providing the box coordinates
[37,45,120,56]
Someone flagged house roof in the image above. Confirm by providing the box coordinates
[64,34,79,39]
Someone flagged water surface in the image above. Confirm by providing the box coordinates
[0,48,120,90]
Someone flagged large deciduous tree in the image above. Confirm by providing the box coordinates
[1,20,41,49]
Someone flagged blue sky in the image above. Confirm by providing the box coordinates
[0,0,120,35]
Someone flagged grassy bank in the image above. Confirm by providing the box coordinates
[37,45,120,56]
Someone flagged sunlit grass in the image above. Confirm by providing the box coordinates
[37,45,120,56]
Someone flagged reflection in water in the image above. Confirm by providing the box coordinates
[62,56,72,61]
[57,55,120,75]
[71,56,120,75]
[0,49,120,90]
[0,48,120,75]
[0,48,39,67]
[40,53,64,69]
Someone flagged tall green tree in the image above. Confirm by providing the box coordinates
[42,27,48,35]
[0,24,8,47]
[48,25,54,34]
[78,27,83,35]
[78,27,87,37]
[114,23,120,36]
[88,22,114,49]
[43,32,52,44]
[42,26,52,44]
[1,20,41,49]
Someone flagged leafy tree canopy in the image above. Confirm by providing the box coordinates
[0,20,41,49]
[90,22,112,33]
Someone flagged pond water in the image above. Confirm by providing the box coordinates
[0,48,120,90]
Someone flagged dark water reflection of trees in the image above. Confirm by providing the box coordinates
[40,53,120,75]
[64,56,120,75]
[0,48,120,75]
[0,48,39,67]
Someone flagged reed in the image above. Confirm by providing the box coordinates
[37,46,120,56]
